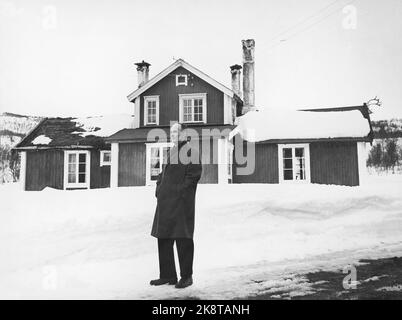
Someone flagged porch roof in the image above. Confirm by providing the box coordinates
[106,124,235,143]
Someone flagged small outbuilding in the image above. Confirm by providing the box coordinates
[13,115,133,190]
[231,105,373,186]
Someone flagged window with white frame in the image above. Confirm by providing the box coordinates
[179,93,207,123]
[146,142,174,185]
[176,74,188,86]
[144,96,159,125]
[100,150,111,166]
[64,150,90,188]
[278,144,310,183]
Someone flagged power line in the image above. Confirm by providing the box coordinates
[262,0,342,45]
[263,0,358,54]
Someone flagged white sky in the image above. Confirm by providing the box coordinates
[0,0,401,120]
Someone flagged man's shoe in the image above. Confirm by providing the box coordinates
[175,276,193,289]
[150,278,177,286]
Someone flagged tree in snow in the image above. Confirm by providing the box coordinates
[9,149,20,182]
[367,143,383,169]
[383,139,399,173]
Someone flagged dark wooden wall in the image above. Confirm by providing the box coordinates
[310,141,359,186]
[193,138,218,184]
[26,150,64,191]
[233,139,279,183]
[25,149,111,191]
[139,66,224,127]
[117,140,219,186]
[90,150,110,189]
[118,143,146,186]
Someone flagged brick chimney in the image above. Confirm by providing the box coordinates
[242,39,255,114]
[230,64,242,98]
[135,60,151,88]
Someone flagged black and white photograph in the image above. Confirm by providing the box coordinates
[1,0,402,307]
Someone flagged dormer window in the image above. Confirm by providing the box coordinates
[144,96,159,125]
[179,93,207,124]
[176,74,188,86]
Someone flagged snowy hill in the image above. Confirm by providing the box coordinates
[1,175,402,299]
[0,112,43,183]
[0,112,42,148]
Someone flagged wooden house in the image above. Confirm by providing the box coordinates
[105,59,243,186]
[13,115,133,190]
[13,39,373,190]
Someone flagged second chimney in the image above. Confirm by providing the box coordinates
[230,64,242,98]
[135,60,151,88]
[242,39,255,114]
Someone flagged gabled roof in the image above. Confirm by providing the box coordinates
[127,59,236,102]
[13,114,133,150]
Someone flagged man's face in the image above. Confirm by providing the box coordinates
[170,123,180,145]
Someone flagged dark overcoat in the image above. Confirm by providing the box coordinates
[151,140,202,239]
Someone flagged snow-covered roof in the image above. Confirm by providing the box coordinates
[232,107,372,143]
[72,114,134,137]
[14,114,134,149]
[32,135,52,145]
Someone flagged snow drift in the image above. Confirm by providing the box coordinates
[0,175,401,299]
[233,108,371,142]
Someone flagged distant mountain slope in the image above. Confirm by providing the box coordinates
[0,112,43,148]
[0,112,43,183]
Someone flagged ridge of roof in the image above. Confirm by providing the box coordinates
[127,59,237,102]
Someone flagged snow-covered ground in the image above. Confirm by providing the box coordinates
[1,175,402,299]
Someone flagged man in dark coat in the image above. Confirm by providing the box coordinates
[150,123,202,289]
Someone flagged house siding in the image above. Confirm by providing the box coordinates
[196,138,219,184]
[117,139,219,186]
[233,140,279,183]
[139,66,224,127]
[310,141,359,186]
[118,143,146,186]
[232,139,359,186]
[25,149,110,191]
[26,149,64,191]
[90,150,110,189]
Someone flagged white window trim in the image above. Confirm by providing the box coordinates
[110,143,119,188]
[357,141,368,186]
[228,141,234,182]
[145,142,174,186]
[179,93,207,124]
[143,95,160,126]
[175,74,188,86]
[20,151,27,191]
[278,144,311,183]
[63,150,91,189]
[100,150,111,166]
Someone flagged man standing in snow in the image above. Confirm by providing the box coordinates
[150,123,202,289]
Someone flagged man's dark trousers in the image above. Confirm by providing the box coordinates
[158,238,194,279]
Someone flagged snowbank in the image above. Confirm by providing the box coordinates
[0,175,401,299]
[233,108,371,142]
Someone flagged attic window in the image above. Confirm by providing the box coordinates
[176,74,188,86]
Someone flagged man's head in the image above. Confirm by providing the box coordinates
[170,122,187,145]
